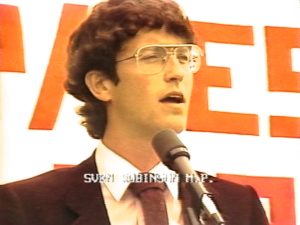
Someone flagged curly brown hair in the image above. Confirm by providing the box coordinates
[65,0,196,139]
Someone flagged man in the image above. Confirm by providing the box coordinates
[0,0,269,225]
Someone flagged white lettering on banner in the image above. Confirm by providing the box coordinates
[291,48,300,72]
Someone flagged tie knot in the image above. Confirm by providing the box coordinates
[129,173,167,196]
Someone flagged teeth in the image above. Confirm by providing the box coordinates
[169,95,180,98]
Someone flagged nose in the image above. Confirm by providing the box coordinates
[163,55,186,82]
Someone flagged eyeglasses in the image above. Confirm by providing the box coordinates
[116,44,203,75]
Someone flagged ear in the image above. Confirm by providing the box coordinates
[85,70,114,102]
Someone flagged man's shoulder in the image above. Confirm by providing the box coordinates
[0,152,96,196]
[198,172,259,199]
[4,166,76,191]
[0,153,98,225]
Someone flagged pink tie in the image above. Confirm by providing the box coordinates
[130,179,169,225]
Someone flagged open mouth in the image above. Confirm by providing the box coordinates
[159,92,185,104]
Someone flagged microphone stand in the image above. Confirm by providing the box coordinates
[180,173,225,225]
[151,129,225,225]
[190,178,225,225]
[186,206,201,225]
[185,195,223,225]
[181,176,221,225]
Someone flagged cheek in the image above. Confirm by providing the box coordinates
[133,80,156,106]
[116,63,151,90]
[184,75,194,99]
[116,74,155,108]
[124,78,151,97]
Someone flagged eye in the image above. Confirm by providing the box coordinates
[139,53,161,63]
[176,47,190,64]
[138,47,165,63]
[177,54,189,63]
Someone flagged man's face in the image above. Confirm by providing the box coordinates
[108,29,195,136]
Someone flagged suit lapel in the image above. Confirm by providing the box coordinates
[64,152,111,225]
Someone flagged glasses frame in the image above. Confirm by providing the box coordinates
[116,44,203,75]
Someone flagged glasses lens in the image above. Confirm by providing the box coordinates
[136,45,201,75]
[187,46,201,73]
[175,46,190,64]
[137,46,166,75]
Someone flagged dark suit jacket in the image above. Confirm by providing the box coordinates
[0,153,269,225]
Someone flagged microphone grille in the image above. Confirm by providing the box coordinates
[151,129,186,162]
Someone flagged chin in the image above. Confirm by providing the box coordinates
[171,126,185,134]
[158,122,186,134]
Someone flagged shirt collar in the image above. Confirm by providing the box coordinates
[95,140,179,201]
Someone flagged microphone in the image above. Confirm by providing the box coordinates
[152,129,225,225]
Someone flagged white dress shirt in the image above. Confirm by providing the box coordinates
[95,141,184,225]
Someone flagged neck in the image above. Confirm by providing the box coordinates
[102,127,160,172]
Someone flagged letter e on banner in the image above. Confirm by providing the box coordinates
[266,26,300,138]
[188,22,258,135]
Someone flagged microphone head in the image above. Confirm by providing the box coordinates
[151,129,189,169]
